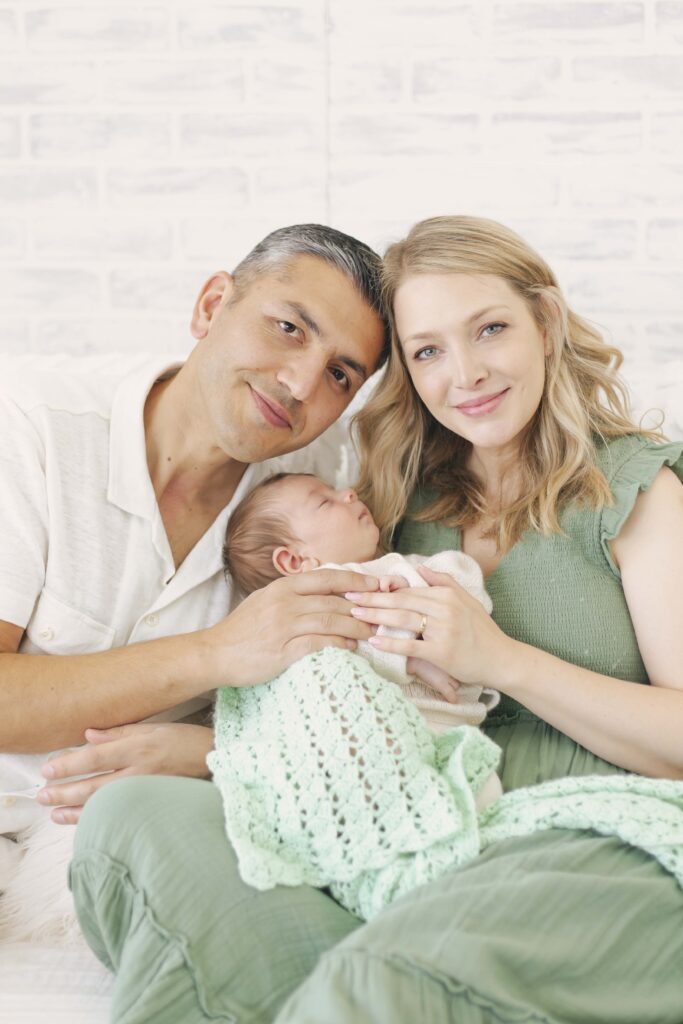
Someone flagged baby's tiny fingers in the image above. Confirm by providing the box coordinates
[51,806,83,825]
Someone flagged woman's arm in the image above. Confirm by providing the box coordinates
[506,467,683,777]
[349,468,683,778]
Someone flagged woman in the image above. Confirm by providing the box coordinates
[72,218,683,1024]
[277,216,683,1022]
[349,214,683,790]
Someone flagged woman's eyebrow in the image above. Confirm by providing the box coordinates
[402,304,512,345]
[402,329,437,345]
[466,304,511,324]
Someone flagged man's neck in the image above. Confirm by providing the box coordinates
[143,368,248,568]
[144,369,247,505]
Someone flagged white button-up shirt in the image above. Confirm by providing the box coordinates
[0,352,364,825]
[0,352,361,702]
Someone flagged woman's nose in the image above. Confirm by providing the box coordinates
[448,347,487,391]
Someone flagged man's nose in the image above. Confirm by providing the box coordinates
[276,350,328,403]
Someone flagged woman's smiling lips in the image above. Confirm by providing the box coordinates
[455,388,510,417]
[250,387,292,429]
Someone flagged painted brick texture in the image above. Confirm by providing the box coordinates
[0,0,680,433]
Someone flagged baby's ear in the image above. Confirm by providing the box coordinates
[272,547,320,576]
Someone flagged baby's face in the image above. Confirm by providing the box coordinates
[275,475,380,564]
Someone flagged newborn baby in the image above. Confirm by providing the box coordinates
[222,471,500,731]
[209,473,503,920]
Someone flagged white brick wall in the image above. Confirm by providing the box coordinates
[0,0,681,434]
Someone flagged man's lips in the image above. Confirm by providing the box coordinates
[455,388,509,415]
[250,387,292,429]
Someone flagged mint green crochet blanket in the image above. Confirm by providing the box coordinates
[208,648,683,921]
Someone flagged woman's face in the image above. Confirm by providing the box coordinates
[393,273,548,455]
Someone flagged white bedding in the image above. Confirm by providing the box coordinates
[0,942,113,1023]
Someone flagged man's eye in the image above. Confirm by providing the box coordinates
[278,320,299,336]
[329,366,350,390]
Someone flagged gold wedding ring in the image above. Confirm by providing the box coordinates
[419,614,428,635]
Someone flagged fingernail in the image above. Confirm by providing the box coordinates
[37,789,51,804]
[41,764,55,779]
[368,637,381,646]
[349,607,366,618]
[52,810,66,824]
[345,592,362,600]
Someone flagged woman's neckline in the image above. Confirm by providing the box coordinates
[457,524,522,581]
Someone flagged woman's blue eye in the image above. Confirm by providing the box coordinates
[414,346,437,360]
[481,322,505,338]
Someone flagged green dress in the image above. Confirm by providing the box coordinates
[396,434,683,792]
[276,434,683,1024]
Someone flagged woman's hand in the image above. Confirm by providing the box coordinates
[37,722,214,825]
[348,564,514,688]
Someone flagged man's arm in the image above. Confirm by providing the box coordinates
[1,569,378,753]
[0,622,213,752]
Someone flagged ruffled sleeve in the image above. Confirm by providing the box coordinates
[597,435,683,578]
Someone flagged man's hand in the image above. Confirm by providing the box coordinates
[37,722,214,825]
[204,568,379,689]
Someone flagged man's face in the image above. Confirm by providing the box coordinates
[193,255,385,463]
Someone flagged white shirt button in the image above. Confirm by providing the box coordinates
[144,613,159,627]
[39,627,55,641]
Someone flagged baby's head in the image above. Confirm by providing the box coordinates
[224,473,380,595]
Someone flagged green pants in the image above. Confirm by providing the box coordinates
[70,776,683,1024]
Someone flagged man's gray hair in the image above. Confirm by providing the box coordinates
[232,223,389,357]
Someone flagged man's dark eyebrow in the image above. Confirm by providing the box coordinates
[337,353,369,383]
[282,301,369,383]
[282,301,322,338]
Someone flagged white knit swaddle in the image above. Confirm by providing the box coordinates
[209,647,501,919]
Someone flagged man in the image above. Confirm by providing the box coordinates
[0,224,387,828]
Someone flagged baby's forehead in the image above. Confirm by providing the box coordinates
[267,473,326,505]
[279,473,325,495]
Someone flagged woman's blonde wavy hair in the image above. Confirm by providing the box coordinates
[355,215,665,551]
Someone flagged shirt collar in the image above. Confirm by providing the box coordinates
[107,358,183,518]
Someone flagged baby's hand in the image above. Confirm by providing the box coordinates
[378,575,410,593]
[407,656,461,703]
